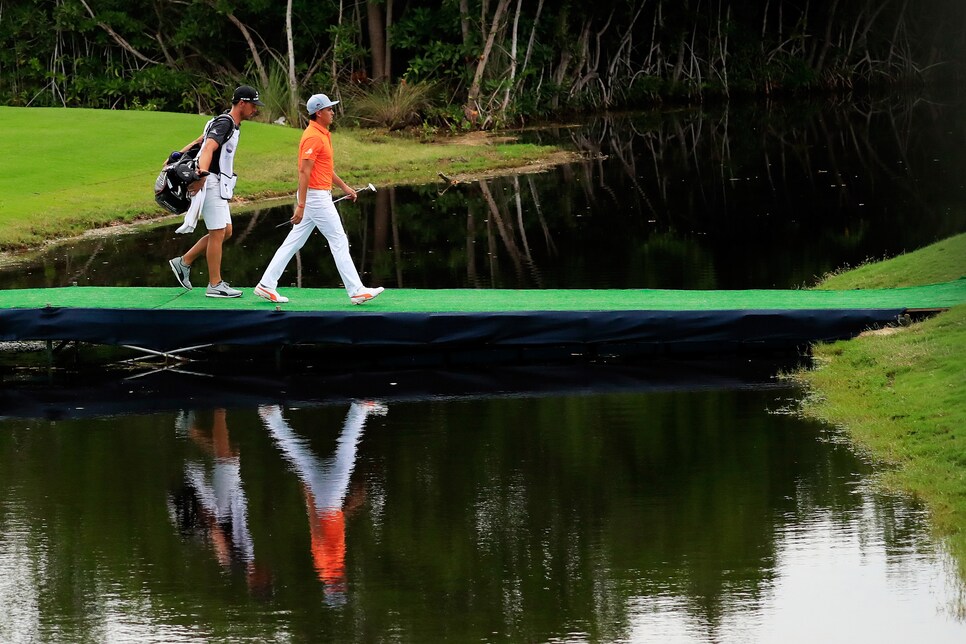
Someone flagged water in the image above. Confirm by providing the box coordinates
[2,94,966,641]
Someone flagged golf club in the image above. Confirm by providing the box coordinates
[275,183,377,227]
[334,182,376,203]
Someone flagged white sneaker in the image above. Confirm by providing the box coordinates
[169,257,192,290]
[206,281,242,298]
[254,283,289,303]
[350,286,384,305]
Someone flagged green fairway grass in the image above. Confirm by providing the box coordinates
[0,106,564,250]
[816,232,966,289]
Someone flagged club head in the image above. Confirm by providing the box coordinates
[366,183,376,193]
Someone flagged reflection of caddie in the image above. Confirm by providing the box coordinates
[168,85,264,298]
[254,93,384,305]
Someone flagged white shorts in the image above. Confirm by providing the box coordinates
[201,175,231,230]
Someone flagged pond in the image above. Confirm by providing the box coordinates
[2,94,965,642]
[1,364,964,643]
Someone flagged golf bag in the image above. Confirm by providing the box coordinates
[154,148,203,214]
[153,114,232,214]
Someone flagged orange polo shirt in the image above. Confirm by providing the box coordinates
[299,120,334,190]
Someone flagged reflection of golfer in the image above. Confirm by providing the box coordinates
[169,409,268,593]
[259,401,386,601]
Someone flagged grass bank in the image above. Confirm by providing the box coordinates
[792,232,966,578]
[0,106,571,251]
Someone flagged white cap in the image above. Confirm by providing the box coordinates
[306,93,339,115]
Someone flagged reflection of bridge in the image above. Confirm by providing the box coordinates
[0,361,792,421]
[0,282,963,358]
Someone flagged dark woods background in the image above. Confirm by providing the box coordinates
[2,0,965,128]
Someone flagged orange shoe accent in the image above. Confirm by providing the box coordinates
[350,287,384,305]
[254,284,289,303]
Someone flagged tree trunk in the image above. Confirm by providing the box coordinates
[569,19,598,99]
[717,2,730,94]
[367,1,386,81]
[672,34,686,84]
[465,0,511,124]
[286,0,298,105]
[517,0,543,87]
[459,0,472,47]
[814,0,839,74]
[606,2,646,103]
[500,0,523,115]
[384,0,394,79]
[761,0,770,42]
[331,0,344,105]
[459,0,473,80]
[221,9,270,90]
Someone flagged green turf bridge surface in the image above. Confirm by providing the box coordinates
[1,279,964,312]
[2,281,963,356]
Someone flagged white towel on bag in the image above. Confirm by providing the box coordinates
[175,181,206,234]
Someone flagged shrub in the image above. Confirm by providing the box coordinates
[344,80,436,131]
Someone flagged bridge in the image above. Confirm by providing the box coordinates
[1,281,963,363]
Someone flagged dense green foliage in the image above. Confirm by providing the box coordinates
[2,0,963,126]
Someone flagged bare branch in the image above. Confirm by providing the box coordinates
[211,2,270,89]
[77,0,160,65]
[466,0,511,122]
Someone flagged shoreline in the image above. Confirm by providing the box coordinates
[0,145,585,268]
[0,107,584,255]
[789,234,966,581]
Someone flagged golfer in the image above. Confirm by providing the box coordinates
[254,94,384,305]
[169,85,263,298]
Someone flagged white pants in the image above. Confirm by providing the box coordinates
[259,189,362,296]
